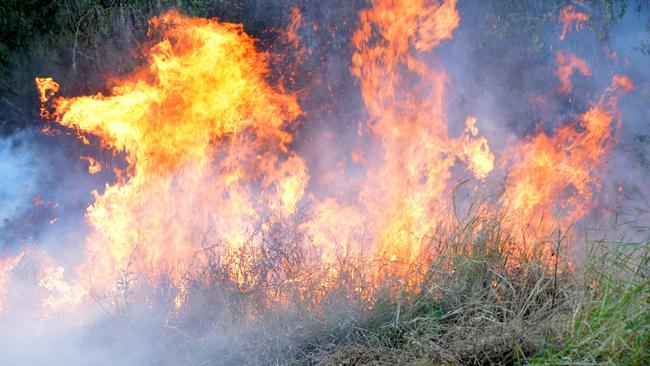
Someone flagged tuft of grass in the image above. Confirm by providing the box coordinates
[530,238,650,366]
[347,215,574,365]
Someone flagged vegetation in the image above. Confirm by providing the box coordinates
[93,211,649,365]
[531,239,649,365]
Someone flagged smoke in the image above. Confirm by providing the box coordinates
[0,318,151,366]
[1,1,649,365]
[0,129,102,253]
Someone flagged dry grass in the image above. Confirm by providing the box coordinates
[84,207,647,366]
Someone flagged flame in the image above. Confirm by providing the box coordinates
[0,251,25,314]
[32,0,481,305]
[37,266,87,314]
[80,155,102,174]
[502,75,632,240]
[612,75,634,92]
[286,6,303,46]
[36,77,60,119]
[351,0,493,269]
[503,106,612,234]
[35,77,59,103]
[559,5,588,41]
[556,52,591,94]
[36,10,306,306]
[458,116,495,180]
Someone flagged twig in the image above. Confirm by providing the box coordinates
[395,280,402,327]
[552,227,561,309]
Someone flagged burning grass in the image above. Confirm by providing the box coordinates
[76,210,648,365]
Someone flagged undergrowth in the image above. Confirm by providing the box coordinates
[529,239,649,366]
[91,211,649,365]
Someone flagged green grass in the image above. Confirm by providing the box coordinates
[529,240,649,366]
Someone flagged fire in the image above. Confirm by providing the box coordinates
[286,6,303,47]
[351,0,492,268]
[458,117,495,180]
[29,0,492,308]
[35,77,59,103]
[35,77,60,119]
[556,52,591,94]
[37,266,87,314]
[502,76,632,241]
[0,251,25,313]
[612,75,634,92]
[8,2,632,318]
[559,5,588,41]
[80,155,102,174]
[36,10,306,306]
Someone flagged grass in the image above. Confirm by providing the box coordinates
[529,239,649,365]
[315,214,575,365]
[91,209,649,365]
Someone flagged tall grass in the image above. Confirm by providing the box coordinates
[530,238,649,365]
[316,214,576,365]
[88,210,649,365]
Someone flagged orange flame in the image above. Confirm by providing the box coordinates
[37,266,87,314]
[612,75,634,92]
[559,5,588,41]
[502,75,632,241]
[351,0,493,270]
[36,10,306,307]
[458,116,495,180]
[35,77,59,103]
[556,52,591,94]
[0,251,25,314]
[80,155,102,174]
[286,6,303,46]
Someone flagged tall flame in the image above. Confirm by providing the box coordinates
[0,251,25,313]
[351,0,495,268]
[36,10,306,306]
[556,52,591,94]
[502,75,633,242]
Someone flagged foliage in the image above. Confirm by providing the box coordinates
[85,209,564,365]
